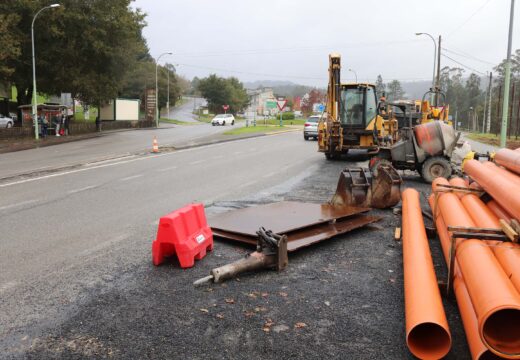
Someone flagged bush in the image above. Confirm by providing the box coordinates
[281,112,295,120]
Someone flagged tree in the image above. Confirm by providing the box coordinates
[386,80,404,101]
[0,13,21,79]
[301,89,324,115]
[197,75,249,114]
[1,0,148,108]
[375,75,386,99]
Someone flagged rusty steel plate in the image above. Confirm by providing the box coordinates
[209,201,370,237]
[212,214,381,252]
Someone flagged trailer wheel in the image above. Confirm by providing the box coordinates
[421,156,452,183]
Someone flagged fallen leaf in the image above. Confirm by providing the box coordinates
[254,306,267,313]
[199,308,209,313]
[279,292,288,297]
[294,322,307,329]
[261,292,268,298]
[225,298,235,304]
[216,314,224,319]
[324,301,330,306]
[262,327,270,333]
[247,292,257,299]
[244,311,255,318]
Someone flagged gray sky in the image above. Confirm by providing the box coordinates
[132,0,519,86]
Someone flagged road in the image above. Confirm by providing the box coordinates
[0,118,238,180]
[0,131,322,357]
[165,96,207,122]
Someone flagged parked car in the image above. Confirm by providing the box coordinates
[303,115,320,140]
[211,114,235,126]
[0,114,14,128]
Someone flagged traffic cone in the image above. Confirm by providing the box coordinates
[152,136,159,153]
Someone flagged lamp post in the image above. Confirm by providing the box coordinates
[348,68,358,83]
[155,52,172,127]
[31,3,60,140]
[415,32,437,104]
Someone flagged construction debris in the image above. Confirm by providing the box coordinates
[209,201,380,252]
[193,227,288,286]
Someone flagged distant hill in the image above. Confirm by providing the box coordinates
[243,80,323,98]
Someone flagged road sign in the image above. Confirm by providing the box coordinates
[222,105,229,111]
[277,100,287,111]
[145,88,156,122]
[318,104,325,112]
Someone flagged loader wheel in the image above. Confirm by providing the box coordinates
[421,156,452,183]
[325,152,340,160]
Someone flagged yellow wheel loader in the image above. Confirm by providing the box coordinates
[317,53,398,160]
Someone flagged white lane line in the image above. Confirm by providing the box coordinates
[241,180,258,188]
[191,160,205,165]
[119,174,144,182]
[0,281,18,294]
[0,199,38,212]
[0,132,294,188]
[157,165,178,172]
[262,172,277,179]
[67,185,96,194]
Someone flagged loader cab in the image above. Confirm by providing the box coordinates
[339,84,378,129]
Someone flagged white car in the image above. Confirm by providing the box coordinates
[0,114,14,128]
[303,115,320,140]
[211,114,235,126]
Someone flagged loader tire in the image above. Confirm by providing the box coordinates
[421,156,452,183]
[325,152,340,160]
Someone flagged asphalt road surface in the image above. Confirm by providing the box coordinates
[0,120,238,180]
[0,132,469,359]
[165,97,207,122]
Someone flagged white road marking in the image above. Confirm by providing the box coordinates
[0,132,295,188]
[119,174,143,182]
[67,185,96,194]
[157,165,178,172]
[0,281,18,294]
[0,199,38,212]
[262,172,277,179]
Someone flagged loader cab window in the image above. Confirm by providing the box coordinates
[340,88,364,126]
[365,87,377,122]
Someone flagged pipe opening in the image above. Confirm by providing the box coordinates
[478,351,503,360]
[483,309,520,356]
[407,322,451,359]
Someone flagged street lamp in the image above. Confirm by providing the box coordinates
[415,32,437,104]
[348,68,358,83]
[155,52,173,127]
[31,3,60,140]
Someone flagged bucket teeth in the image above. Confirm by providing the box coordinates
[331,165,402,209]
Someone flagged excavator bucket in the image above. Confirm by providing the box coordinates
[330,165,402,209]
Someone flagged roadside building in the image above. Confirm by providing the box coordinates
[247,87,277,116]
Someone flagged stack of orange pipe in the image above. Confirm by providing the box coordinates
[431,178,520,358]
[495,148,520,175]
[401,189,451,359]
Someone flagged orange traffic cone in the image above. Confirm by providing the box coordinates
[152,136,159,153]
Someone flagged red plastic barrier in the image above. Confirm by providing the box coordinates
[152,203,213,268]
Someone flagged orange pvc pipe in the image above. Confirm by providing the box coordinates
[402,189,451,359]
[450,178,520,295]
[433,178,520,358]
[429,195,500,360]
[495,148,520,175]
[487,200,512,223]
[465,159,520,221]
[482,161,520,187]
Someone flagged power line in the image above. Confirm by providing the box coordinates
[441,54,486,75]
[446,0,493,38]
[442,47,496,66]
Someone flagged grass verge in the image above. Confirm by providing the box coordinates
[223,125,289,135]
[160,118,198,125]
[465,132,520,149]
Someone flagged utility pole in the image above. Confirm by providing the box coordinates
[486,72,493,133]
[500,0,515,148]
[435,35,442,106]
